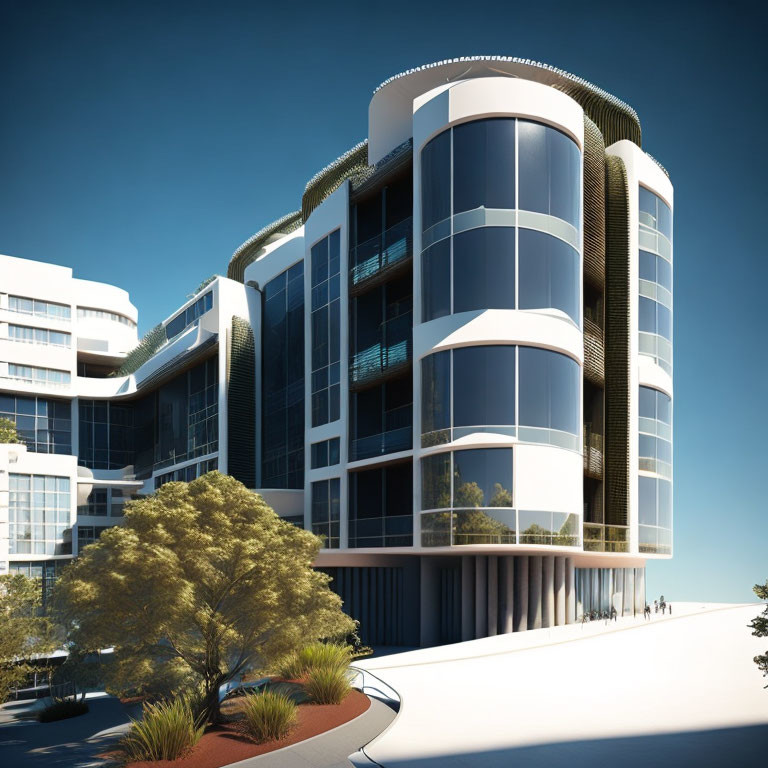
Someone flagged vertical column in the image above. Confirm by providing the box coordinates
[487,556,498,636]
[542,557,554,628]
[419,558,440,647]
[528,556,542,630]
[502,556,514,633]
[635,567,646,615]
[565,557,576,623]
[461,556,475,641]
[554,556,565,626]
[514,556,529,632]
[474,556,487,639]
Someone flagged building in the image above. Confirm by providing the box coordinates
[0,57,673,644]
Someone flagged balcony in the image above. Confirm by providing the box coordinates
[350,312,412,391]
[350,218,413,296]
[350,404,412,461]
[583,524,629,553]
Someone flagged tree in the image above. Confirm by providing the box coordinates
[749,580,768,687]
[52,472,354,721]
[0,416,21,444]
[0,574,57,702]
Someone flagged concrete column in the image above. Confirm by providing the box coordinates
[542,557,554,628]
[635,567,646,615]
[474,556,487,639]
[502,556,514,633]
[565,557,576,623]
[419,558,440,647]
[461,556,475,641]
[514,556,528,632]
[487,556,498,636]
[554,557,565,626]
[528,556,542,630]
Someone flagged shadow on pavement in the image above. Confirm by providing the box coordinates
[374,723,767,768]
[0,695,139,768]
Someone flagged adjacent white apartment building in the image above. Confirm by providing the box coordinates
[1,57,673,644]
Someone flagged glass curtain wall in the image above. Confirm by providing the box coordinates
[311,231,341,427]
[420,446,578,547]
[0,394,71,454]
[421,345,579,450]
[349,462,413,547]
[421,118,581,325]
[638,186,673,374]
[262,263,305,488]
[8,474,71,555]
[638,385,672,554]
[311,478,340,548]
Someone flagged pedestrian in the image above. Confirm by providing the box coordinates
[644,604,650,620]
[661,601,666,615]
[668,603,672,615]
[611,606,617,622]
[654,600,658,614]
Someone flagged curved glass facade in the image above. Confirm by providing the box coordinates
[421,118,581,325]
[638,386,672,554]
[420,447,578,547]
[421,345,580,450]
[638,186,673,375]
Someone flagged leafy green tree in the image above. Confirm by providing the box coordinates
[0,574,57,702]
[749,580,768,687]
[489,482,513,508]
[52,472,354,721]
[455,481,484,508]
[0,416,21,444]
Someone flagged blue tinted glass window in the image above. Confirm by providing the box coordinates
[453,448,513,508]
[421,351,450,436]
[518,121,580,228]
[421,239,451,322]
[453,346,515,428]
[421,130,451,232]
[453,227,515,313]
[453,119,515,213]
[518,229,579,323]
[518,347,580,435]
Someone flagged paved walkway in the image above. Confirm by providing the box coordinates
[355,603,767,767]
[0,693,137,768]
[230,698,396,768]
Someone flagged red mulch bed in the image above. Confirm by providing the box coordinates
[124,690,370,768]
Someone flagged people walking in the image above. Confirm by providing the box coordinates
[668,603,672,615]
[644,604,651,620]
[654,600,658,614]
[610,606,617,622]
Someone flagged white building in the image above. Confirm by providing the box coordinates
[1,57,673,644]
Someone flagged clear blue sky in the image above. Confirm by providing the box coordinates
[2,1,765,602]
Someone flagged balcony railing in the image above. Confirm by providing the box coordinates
[350,312,412,390]
[350,218,412,293]
[583,524,629,553]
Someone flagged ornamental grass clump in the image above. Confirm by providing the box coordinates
[276,642,351,679]
[304,666,351,705]
[240,691,297,743]
[119,698,204,763]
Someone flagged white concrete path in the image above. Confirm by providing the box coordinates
[356,603,767,767]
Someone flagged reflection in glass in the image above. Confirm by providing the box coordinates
[453,119,515,214]
[453,227,515,313]
[518,121,581,228]
[453,347,515,430]
[518,347,580,435]
[518,229,580,324]
[421,130,451,231]
[421,239,451,321]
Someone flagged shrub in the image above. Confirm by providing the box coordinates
[304,666,351,705]
[275,643,351,679]
[37,697,89,722]
[119,698,204,762]
[240,691,297,743]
